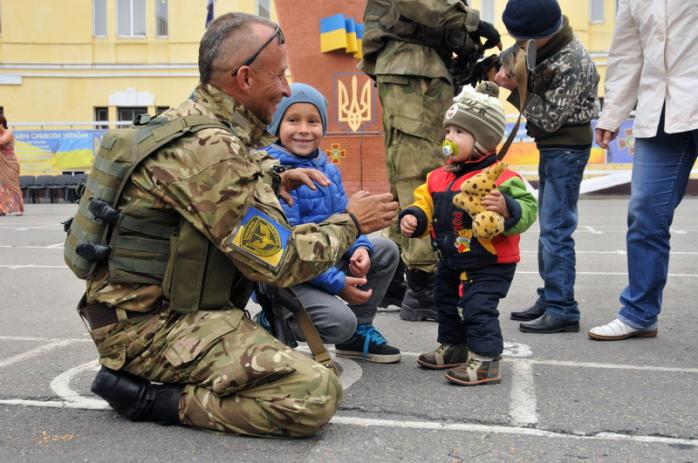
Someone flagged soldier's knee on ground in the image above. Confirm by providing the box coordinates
[281,362,343,437]
[179,350,342,437]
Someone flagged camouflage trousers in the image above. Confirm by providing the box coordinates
[377,74,454,272]
[89,308,342,437]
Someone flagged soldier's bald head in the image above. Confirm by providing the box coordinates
[198,12,278,85]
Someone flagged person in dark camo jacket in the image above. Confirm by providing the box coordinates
[495,0,600,334]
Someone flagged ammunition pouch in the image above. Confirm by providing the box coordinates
[64,114,248,314]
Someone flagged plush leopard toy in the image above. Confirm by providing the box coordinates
[452,161,507,240]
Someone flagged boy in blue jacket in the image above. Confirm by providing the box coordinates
[262,83,401,363]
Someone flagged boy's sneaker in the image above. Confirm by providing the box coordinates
[335,324,401,364]
[444,356,501,386]
[417,344,468,369]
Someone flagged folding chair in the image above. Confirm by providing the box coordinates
[19,175,35,203]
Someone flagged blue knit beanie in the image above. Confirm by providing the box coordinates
[267,83,329,136]
[502,0,563,40]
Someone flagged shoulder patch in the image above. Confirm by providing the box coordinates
[226,207,290,270]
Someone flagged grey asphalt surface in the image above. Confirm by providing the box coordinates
[1,199,697,462]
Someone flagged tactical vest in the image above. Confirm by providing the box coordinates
[64,115,253,313]
[361,0,474,66]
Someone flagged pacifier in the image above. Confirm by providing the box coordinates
[442,139,458,157]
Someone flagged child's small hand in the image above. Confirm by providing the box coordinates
[482,189,510,219]
[400,215,417,236]
[349,247,371,278]
[339,276,373,305]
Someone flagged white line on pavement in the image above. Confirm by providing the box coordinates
[0,265,69,269]
[0,399,695,447]
[530,359,698,374]
[0,340,78,369]
[50,360,110,409]
[582,226,603,234]
[516,270,698,277]
[0,245,64,249]
[0,336,89,343]
[399,352,698,374]
[329,416,698,447]
[0,399,109,409]
[509,360,538,426]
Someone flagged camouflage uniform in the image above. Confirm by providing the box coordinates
[84,84,359,437]
[359,0,480,272]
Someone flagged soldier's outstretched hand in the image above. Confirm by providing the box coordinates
[347,191,399,235]
[278,168,331,206]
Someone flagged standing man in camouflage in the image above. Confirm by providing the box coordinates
[74,13,398,437]
[359,0,501,321]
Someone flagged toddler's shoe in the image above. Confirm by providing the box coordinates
[444,355,501,386]
[335,324,401,364]
[417,343,468,369]
[588,318,657,341]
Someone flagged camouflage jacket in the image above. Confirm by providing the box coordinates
[86,84,358,312]
[358,0,480,81]
[509,17,600,146]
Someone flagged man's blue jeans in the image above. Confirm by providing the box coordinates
[535,147,590,322]
[618,122,698,329]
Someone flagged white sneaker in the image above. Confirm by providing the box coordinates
[588,318,657,341]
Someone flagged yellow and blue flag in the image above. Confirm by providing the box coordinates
[320,14,348,53]
[320,14,364,58]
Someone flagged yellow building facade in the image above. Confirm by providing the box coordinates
[0,0,277,128]
[0,0,617,175]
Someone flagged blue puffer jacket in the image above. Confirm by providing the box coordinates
[265,143,373,294]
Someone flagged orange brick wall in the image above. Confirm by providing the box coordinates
[275,0,391,197]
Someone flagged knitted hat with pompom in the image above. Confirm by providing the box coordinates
[443,82,506,155]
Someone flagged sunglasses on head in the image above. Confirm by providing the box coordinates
[231,24,286,77]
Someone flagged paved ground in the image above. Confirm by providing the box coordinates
[1,199,697,462]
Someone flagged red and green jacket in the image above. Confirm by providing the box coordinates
[400,155,537,270]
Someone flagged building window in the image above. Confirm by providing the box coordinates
[117,106,148,126]
[155,0,168,36]
[257,0,270,19]
[156,106,169,115]
[590,0,604,23]
[117,0,146,37]
[93,0,107,36]
[94,107,109,129]
[480,0,496,23]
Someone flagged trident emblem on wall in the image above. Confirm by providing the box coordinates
[338,75,371,132]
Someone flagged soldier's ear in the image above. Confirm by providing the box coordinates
[235,66,254,93]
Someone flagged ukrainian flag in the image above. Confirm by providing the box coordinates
[344,17,358,53]
[320,14,347,53]
[354,23,364,59]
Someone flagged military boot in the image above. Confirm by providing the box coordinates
[379,259,406,308]
[399,269,437,321]
[91,366,183,425]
